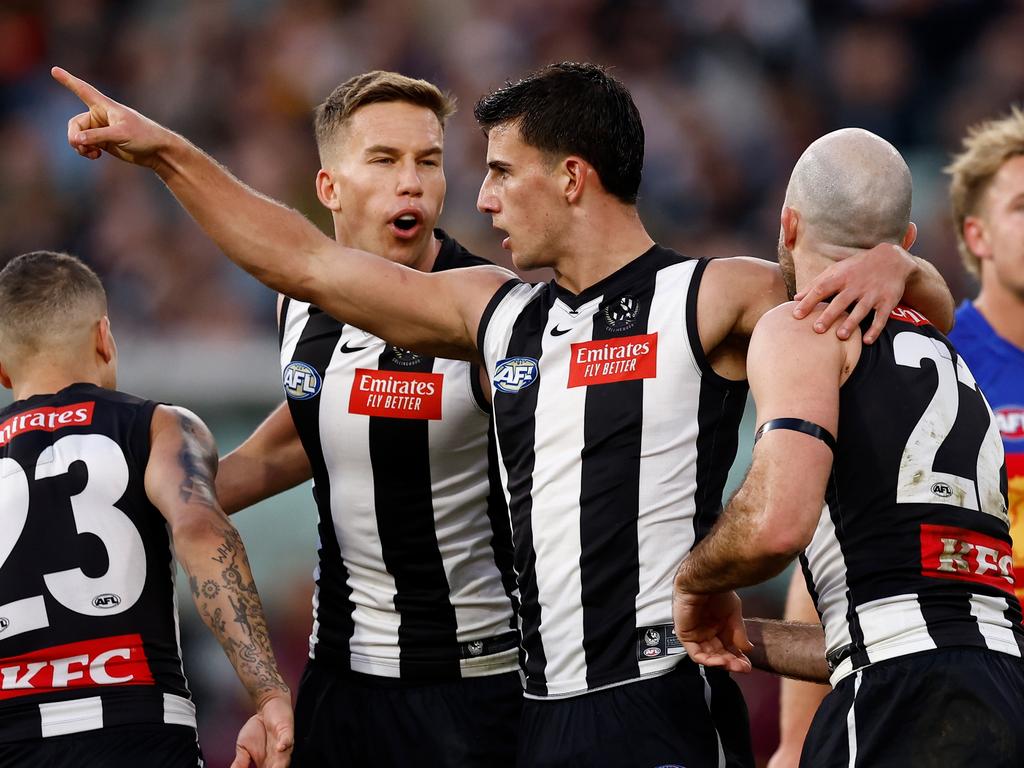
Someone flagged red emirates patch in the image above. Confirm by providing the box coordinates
[568,333,658,388]
[0,402,95,447]
[349,369,443,420]
[0,633,154,700]
[889,305,931,326]
[920,523,1016,596]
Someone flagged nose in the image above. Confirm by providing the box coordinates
[396,159,423,197]
[477,179,498,214]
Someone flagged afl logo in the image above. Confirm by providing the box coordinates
[995,406,1024,441]
[603,295,639,331]
[93,593,121,609]
[390,346,423,367]
[643,647,663,658]
[283,361,321,400]
[931,482,953,498]
[0,617,8,633]
[493,357,539,394]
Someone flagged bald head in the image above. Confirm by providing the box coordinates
[785,128,912,248]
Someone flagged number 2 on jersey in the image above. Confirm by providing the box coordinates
[894,332,1006,521]
[0,435,147,640]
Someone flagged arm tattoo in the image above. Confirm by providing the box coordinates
[184,517,288,702]
[177,413,217,509]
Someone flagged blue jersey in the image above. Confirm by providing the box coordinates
[950,300,1024,601]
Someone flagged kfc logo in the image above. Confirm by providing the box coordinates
[920,524,1015,596]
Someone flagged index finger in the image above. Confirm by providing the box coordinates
[51,66,108,107]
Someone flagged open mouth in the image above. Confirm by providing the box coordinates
[393,214,418,231]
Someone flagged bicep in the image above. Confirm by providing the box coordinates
[746,309,843,533]
[145,405,222,526]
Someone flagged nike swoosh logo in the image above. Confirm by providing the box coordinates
[550,326,571,336]
[339,341,369,353]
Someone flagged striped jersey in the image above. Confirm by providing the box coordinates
[478,246,747,699]
[949,300,1024,603]
[280,230,519,681]
[801,305,1024,686]
[0,384,194,741]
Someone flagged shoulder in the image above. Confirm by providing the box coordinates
[434,230,496,270]
[150,404,215,448]
[752,302,860,365]
[699,256,788,338]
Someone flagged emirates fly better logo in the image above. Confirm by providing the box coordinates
[568,333,658,388]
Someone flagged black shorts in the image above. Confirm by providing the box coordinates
[517,660,753,768]
[801,647,1024,768]
[291,660,522,768]
[0,723,203,768]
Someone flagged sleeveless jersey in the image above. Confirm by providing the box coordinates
[801,305,1024,686]
[279,230,519,681]
[0,383,193,741]
[950,300,1024,602]
[478,246,747,699]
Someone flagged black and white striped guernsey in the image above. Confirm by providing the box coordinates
[800,305,1024,685]
[478,245,747,699]
[0,384,195,741]
[280,229,519,681]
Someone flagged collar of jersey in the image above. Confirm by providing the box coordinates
[548,243,660,311]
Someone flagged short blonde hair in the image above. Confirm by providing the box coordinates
[313,71,456,163]
[946,105,1024,276]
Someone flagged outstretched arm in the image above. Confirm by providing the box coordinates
[52,66,513,363]
[744,617,829,683]
[217,402,311,515]
[145,405,293,768]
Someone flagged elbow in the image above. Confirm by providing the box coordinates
[752,508,815,562]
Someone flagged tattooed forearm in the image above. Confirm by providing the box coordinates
[181,517,289,704]
[177,413,218,509]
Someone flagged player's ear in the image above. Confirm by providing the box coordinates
[316,168,342,212]
[902,222,918,251]
[962,215,991,262]
[781,206,800,250]
[563,156,588,204]
[0,361,12,390]
[96,316,116,365]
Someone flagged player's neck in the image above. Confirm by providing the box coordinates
[551,206,654,295]
[11,363,107,402]
[974,280,1024,350]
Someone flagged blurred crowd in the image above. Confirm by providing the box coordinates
[3,0,1024,764]
[3,0,1023,339]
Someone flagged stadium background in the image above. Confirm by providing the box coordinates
[1,0,1022,763]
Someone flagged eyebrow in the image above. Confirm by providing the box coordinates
[488,160,511,172]
[364,144,442,158]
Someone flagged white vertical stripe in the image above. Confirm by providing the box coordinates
[307,566,321,658]
[804,501,854,664]
[699,666,727,768]
[526,298,595,693]
[163,692,198,727]
[320,332,400,671]
[970,594,1022,657]
[846,671,862,768]
[39,696,103,737]
[427,359,517,656]
[635,262,701,630]
[166,529,192,697]
[856,594,935,663]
